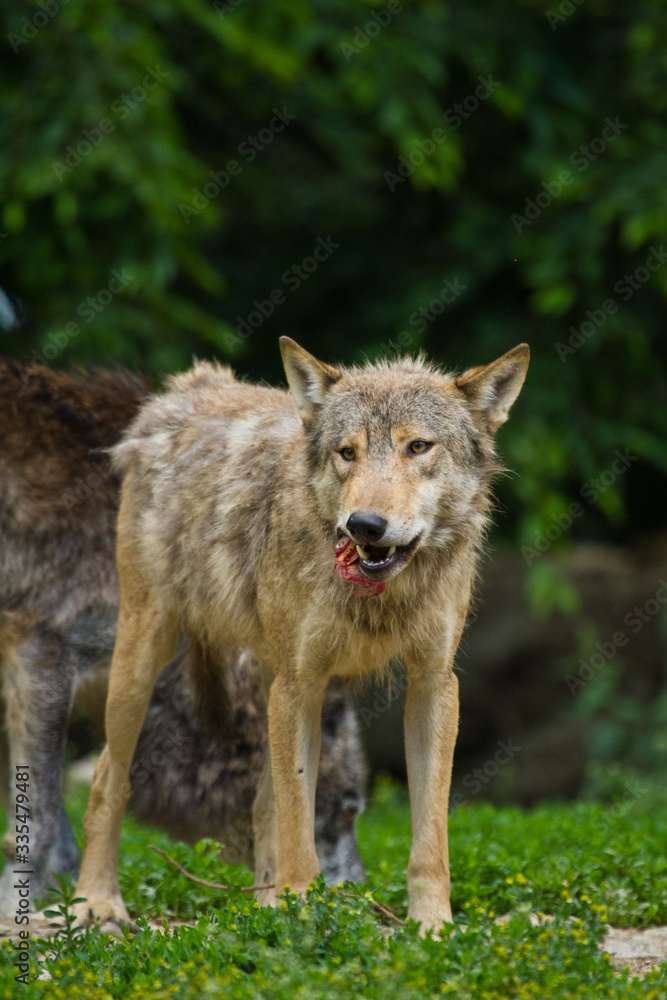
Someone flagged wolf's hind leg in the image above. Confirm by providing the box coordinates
[45,806,80,885]
[72,595,178,930]
[0,635,77,916]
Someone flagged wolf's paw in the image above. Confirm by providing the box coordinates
[70,896,139,935]
[254,884,307,907]
[419,920,456,941]
[254,887,278,908]
[407,902,454,939]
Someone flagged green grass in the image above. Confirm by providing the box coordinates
[2,777,667,998]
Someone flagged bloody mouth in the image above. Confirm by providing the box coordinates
[334,533,419,596]
[335,536,386,596]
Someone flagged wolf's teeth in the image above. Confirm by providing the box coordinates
[387,546,396,557]
[356,545,370,560]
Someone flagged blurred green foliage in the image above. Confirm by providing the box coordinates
[1,0,667,558]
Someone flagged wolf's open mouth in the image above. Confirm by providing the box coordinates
[334,533,419,596]
[351,542,400,571]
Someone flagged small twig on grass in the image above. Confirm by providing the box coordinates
[149,845,405,927]
[359,896,404,927]
[149,845,274,893]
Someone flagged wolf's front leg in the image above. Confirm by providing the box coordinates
[266,672,326,901]
[404,659,459,934]
[72,593,178,931]
[252,748,277,905]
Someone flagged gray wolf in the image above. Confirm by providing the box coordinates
[74,337,528,934]
[0,359,366,917]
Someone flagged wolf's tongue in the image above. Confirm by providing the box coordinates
[334,537,386,597]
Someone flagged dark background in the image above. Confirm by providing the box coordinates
[2,0,666,803]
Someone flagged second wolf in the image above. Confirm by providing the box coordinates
[74,337,528,934]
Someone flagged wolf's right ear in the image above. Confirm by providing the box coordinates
[280,337,342,426]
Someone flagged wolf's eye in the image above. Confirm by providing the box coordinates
[409,440,433,455]
[340,446,356,461]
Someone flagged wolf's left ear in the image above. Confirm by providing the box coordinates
[456,344,530,434]
[280,337,342,426]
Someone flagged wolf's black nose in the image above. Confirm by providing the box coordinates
[346,511,387,544]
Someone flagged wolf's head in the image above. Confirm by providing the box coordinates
[280,337,529,595]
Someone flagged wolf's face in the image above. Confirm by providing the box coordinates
[281,339,529,592]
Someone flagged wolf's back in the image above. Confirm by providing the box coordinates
[0,359,148,615]
[0,358,148,505]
